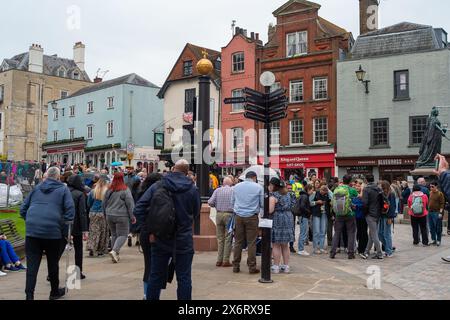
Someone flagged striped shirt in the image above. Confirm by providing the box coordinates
[208,185,234,213]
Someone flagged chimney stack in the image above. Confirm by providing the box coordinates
[73,41,86,71]
[255,33,260,41]
[251,32,255,40]
[359,0,379,35]
[28,44,44,73]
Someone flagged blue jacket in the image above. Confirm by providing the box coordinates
[439,171,450,200]
[352,197,364,219]
[384,192,398,219]
[134,172,201,255]
[87,191,103,213]
[20,179,75,240]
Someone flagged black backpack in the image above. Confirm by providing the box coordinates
[145,184,177,241]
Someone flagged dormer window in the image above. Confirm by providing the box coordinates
[57,67,66,78]
[72,71,80,80]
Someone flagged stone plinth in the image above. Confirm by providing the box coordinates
[410,168,438,178]
[193,204,218,252]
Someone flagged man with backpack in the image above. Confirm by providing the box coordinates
[133,159,201,300]
[330,175,358,259]
[407,185,429,247]
[361,174,384,260]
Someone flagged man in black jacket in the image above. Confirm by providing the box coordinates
[66,175,88,279]
[361,174,383,260]
[134,159,201,300]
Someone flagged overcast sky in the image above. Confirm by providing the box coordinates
[2,0,449,86]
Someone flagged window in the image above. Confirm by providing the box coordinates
[214,57,221,70]
[313,77,328,100]
[394,70,409,100]
[287,31,308,57]
[290,80,304,103]
[87,101,94,113]
[57,67,66,78]
[290,120,304,145]
[231,89,245,112]
[0,113,2,131]
[313,117,328,144]
[0,85,4,103]
[410,116,428,146]
[60,91,68,99]
[69,128,75,140]
[73,72,80,80]
[69,105,75,117]
[184,89,196,113]
[232,52,245,73]
[108,97,114,109]
[107,121,114,137]
[53,109,58,121]
[87,125,93,140]
[270,82,281,93]
[53,131,58,142]
[232,128,244,151]
[371,119,389,147]
[183,61,193,76]
[271,121,280,145]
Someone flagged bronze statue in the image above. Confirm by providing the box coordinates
[416,107,448,169]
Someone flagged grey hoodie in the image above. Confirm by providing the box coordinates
[103,188,135,220]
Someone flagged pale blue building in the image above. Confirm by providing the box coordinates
[43,73,164,170]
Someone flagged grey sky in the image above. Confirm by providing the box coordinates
[2,0,449,87]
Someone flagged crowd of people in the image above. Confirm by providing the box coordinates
[208,166,450,275]
[2,155,450,300]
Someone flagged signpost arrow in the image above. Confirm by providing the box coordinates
[245,103,267,114]
[244,87,265,98]
[244,112,267,123]
[269,112,288,122]
[224,97,247,105]
[268,88,287,99]
[268,95,288,104]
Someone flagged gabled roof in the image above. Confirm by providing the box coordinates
[61,73,159,100]
[317,17,350,38]
[273,0,321,17]
[352,22,443,59]
[1,51,91,81]
[157,43,221,99]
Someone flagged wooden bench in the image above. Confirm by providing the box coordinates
[0,219,25,257]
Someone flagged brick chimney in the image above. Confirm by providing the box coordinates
[73,41,86,71]
[360,0,379,35]
[28,44,44,73]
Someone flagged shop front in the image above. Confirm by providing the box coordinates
[336,156,417,182]
[43,139,87,166]
[259,153,336,181]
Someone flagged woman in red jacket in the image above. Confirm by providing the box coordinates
[408,184,429,246]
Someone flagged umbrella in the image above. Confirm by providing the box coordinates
[111,162,123,167]
[239,165,281,185]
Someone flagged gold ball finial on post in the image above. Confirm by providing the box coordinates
[196,49,213,76]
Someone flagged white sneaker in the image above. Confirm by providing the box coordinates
[320,249,328,254]
[109,250,119,263]
[297,250,310,257]
[283,265,291,274]
[0,271,6,277]
[271,265,280,274]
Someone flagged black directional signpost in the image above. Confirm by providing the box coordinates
[224,71,288,283]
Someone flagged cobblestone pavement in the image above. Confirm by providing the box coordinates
[0,224,449,300]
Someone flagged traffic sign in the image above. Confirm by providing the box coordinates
[224,97,247,104]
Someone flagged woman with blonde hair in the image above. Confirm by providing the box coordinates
[87,176,110,257]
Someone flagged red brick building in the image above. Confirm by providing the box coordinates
[220,28,262,175]
[257,0,353,181]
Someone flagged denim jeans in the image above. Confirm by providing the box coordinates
[298,217,309,252]
[0,240,20,265]
[428,212,443,242]
[147,251,193,300]
[313,213,328,250]
[378,217,393,255]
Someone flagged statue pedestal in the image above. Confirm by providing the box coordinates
[193,204,218,252]
[410,168,438,178]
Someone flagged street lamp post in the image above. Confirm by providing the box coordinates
[195,50,213,234]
